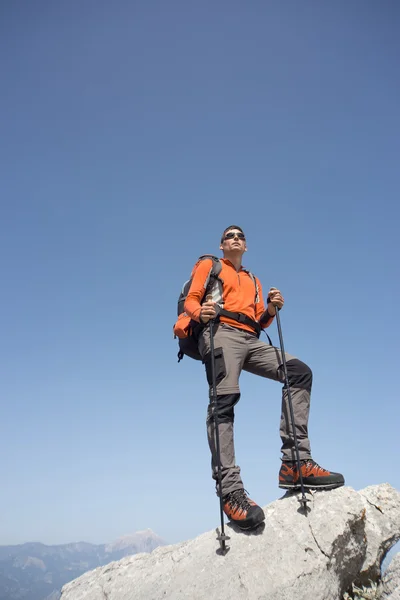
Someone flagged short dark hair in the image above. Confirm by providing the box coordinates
[220,225,245,244]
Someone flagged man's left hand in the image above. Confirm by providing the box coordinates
[267,287,284,315]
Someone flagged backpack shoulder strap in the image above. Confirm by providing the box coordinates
[242,269,260,303]
[194,255,222,284]
[194,255,224,305]
[197,255,221,275]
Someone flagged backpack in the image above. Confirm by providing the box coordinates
[173,255,262,362]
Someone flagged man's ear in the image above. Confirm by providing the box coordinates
[244,245,248,252]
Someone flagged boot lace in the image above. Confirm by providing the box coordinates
[302,459,329,474]
[224,488,252,511]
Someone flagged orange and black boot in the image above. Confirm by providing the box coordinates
[279,459,345,490]
[223,488,265,530]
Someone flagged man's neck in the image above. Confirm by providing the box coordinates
[223,253,243,272]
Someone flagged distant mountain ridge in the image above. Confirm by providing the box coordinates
[0,529,166,600]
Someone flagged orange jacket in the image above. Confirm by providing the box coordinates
[184,257,274,333]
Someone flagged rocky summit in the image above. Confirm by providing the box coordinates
[60,484,400,600]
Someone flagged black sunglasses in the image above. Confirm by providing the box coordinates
[223,231,246,241]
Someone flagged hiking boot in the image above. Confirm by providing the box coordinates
[279,459,345,490]
[223,488,265,530]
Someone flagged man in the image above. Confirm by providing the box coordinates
[184,225,344,530]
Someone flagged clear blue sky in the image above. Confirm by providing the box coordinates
[1,1,399,550]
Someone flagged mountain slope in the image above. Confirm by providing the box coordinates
[0,530,165,600]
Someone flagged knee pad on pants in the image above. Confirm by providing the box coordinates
[280,359,312,392]
[207,393,240,424]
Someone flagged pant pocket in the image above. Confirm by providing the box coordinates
[205,347,226,387]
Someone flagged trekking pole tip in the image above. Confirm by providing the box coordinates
[298,494,310,511]
[216,533,230,555]
[216,530,230,544]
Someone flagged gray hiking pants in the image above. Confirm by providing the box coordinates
[198,323,313,497]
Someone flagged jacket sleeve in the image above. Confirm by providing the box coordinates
[184,258,214,323]
[255,278,275,329]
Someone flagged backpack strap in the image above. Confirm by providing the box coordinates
[201,255,223,304]
[177,255,222,317]
[243,269,260,304]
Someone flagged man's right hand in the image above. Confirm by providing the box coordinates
[200,298,217,323]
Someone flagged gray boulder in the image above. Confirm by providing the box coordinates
[60,484,400,600]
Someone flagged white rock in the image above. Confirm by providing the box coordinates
[60,484,400,600]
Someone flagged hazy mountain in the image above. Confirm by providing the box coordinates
[0,529,165,600]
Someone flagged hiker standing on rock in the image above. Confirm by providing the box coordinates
[183,225,344,530]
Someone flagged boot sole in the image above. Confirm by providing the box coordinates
[232,515,266,530]
[279,481,345,490]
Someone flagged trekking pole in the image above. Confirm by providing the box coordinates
[207,295,230,553]
[273,299,309,511]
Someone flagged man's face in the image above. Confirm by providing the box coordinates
[220,229,247,254]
